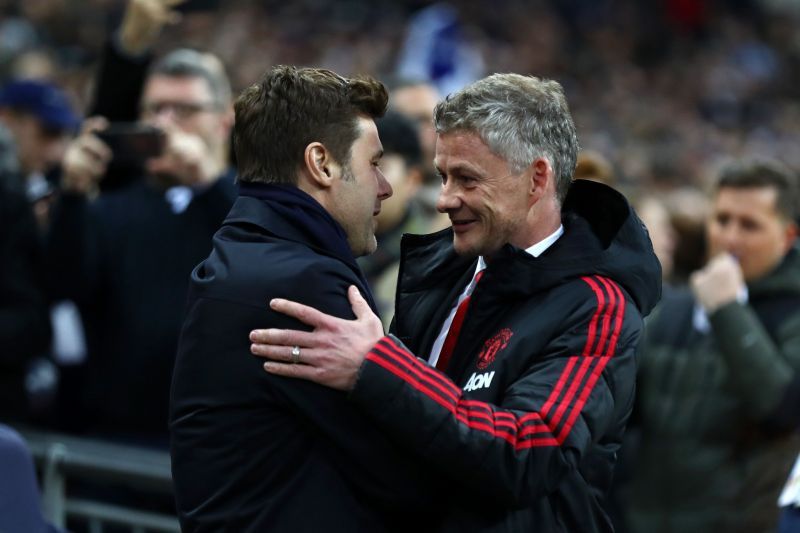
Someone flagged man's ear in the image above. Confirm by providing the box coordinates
[528,157,552,203]
[303,142,338,189]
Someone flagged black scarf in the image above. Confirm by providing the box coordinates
[238,182,378,312]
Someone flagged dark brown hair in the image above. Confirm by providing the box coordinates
[234,65,387,184]
[716,158,799,222]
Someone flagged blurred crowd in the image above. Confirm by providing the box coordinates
[4,0,800,184]
[1,0,799,531]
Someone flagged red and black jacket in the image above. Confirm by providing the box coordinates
[349,179,662,532]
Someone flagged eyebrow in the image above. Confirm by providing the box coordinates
[437,162,485,177]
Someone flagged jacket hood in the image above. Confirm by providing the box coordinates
[401,179,662,316]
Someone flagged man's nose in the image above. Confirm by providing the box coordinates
[718,222,742,249]
[436,180,459,213]
[145,107,177,129]
[377,169,392,201]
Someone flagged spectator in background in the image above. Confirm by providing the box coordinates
[387,78,448,228]
[357,111,429,327]
[0,122,51,424]
[0,79,79,227]
[662,186,710,284]
[388,78,439,175]
[635,195,678,282]
[628,159,800,533]
[45,46,236,445]
[574,149,615,188]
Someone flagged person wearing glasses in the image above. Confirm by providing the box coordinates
[45,46,236,445]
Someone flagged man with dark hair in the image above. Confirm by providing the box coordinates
[169,65,441,531]
[627,158,800,532]
[250,73,662,532]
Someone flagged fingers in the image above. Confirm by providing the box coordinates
[262,361,318,381]
[62,124,113,194]
[249,328,317,352]
[347,285,371,320]
[80,116,109,135]
[146,130,213,185]
[348,285,385,336]
[269,298,334,329]
[250,342,317,364]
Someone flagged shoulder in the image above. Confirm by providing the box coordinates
[546,275,639,319]
[192,231,360,314]
[536,275,645,348]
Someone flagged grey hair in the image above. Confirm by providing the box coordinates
[433,73,579,203]
[149,48,232,109]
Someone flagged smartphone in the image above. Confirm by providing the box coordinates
[96,123,166,191]
[97,123,166,166]
[176,0,222,13]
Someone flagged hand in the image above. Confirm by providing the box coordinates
[250,286,385,391]
[119,0,188,55]
[61,117,112,196]
[690,253,745,313]
[146,127,218,186]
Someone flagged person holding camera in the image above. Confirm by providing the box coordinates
[47,25,236,443]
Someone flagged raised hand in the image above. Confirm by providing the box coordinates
[119,0,188,55]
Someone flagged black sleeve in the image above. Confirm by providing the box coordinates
[88,38,152,121]
[44,193,99,304]
[0,188,51,364]
[351,277,642,506]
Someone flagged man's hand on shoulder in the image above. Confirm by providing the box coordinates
[250,286,385,391]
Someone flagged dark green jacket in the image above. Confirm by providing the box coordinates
[629,246,800,533]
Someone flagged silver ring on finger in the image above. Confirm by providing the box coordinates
[291,345,301,364]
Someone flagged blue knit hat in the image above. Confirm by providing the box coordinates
[0,79,80,132]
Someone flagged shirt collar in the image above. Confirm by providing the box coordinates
[475,224,565,274]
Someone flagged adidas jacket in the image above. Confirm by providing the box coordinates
[348,180,662,532]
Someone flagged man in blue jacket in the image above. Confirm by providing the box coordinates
[169,65,445,532]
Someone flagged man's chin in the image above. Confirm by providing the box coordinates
[354,235,378,258]
[452,237,481,258]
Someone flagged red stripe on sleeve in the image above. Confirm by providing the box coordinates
[599,277,627,357]
[540,357,580,418]
[369,338,558,449]
[548,277,614,429]
[556,277,627,443]
[384,337,461,398]
[541,277,607,418]
[371,342,459,404]
[367,352,456,412]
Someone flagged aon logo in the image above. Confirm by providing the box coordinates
[463,371,496,392]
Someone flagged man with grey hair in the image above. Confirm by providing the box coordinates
[45,45,236,444]
[249,73,661,531]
